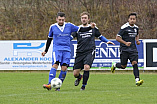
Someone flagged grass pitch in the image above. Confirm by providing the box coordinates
[0,71,157,104]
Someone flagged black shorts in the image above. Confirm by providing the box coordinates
[120,51,138,65]
[73,51,95,70]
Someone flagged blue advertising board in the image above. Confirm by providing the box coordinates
[70,40,144,67]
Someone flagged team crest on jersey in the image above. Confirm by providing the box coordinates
[134,29,137,33]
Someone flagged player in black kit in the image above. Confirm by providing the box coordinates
[71,12,115,90]
[111,12,144,86]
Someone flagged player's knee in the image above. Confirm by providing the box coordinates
[132,61,137,65]
[73,71,79,78]
[84,64,90,71]
[62,69,67,72]
[121,65,126,69]
[52,64,58,69]
[61,63,68,71]
[61,66,67,71]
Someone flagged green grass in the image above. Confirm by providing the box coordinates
[0,71,157,104]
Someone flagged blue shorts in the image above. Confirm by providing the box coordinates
[52,50,71,66]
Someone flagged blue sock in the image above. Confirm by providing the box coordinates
[58,70,67,83]
[48,67,56,84]
[82,84,86,88]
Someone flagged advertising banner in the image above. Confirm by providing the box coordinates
[0,40,52,70]
[70,40,144,68]
[143,39,157,70]
[0,40,144,70]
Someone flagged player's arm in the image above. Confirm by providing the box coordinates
[71,32,77,40]
[99,35,115,45]
[42,26,53,56]
[100,36,115,45]
[41,37,52,56]
[44,38,52,53]
[116,28,131,46]
[135,35,140,45]
[95,28,115,45]
[116,36,131,46]
[135,28,140,45]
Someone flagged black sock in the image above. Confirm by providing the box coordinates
[116,63,124,69]
[76,73,82,79]
[82,70,89,85]
[133,64,139,79]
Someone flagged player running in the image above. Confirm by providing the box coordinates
[42,12,96,91]
[72,12,115,90]
[110,12,144,86]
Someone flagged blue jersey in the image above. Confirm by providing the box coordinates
[48,22,79,52]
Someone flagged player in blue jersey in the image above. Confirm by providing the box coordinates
[71,12,115,90]
[42,12,96,91]
[111,12,144,86]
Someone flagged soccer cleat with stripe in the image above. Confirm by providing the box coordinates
[136,80,144,86]
[111,62,116,73]
[43,84,51,90]
[74,75,83,86]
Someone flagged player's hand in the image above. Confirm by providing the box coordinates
[125,42,131,46]
[136,40,140,45]
[41,52,46,56]
[106,41,115,45]
[90,22,96,28]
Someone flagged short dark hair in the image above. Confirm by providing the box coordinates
[57,12,66,18]
[128,12,137,18]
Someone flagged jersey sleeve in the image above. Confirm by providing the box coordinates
[48,26,53,38]
[70,23,80,32]
[44,38,52,53]
[71,32,77,38]
[99,36,109,42]
[94,28,101,37]
[117,28,125,37]
[137,28,139,36]
[94,28,109,42]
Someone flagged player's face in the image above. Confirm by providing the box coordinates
[81,15,89,26]
[56,16,65,26]
[128,15,136,26]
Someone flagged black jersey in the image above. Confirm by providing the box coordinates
[72,25,101,54]
[117,22,139,52]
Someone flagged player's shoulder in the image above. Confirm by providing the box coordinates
[49,23,57,28]
[48,23,56,31]
[121,22,130,29]
[66,22,76,26]
[121,22,139,29]
[134,24,139,28]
